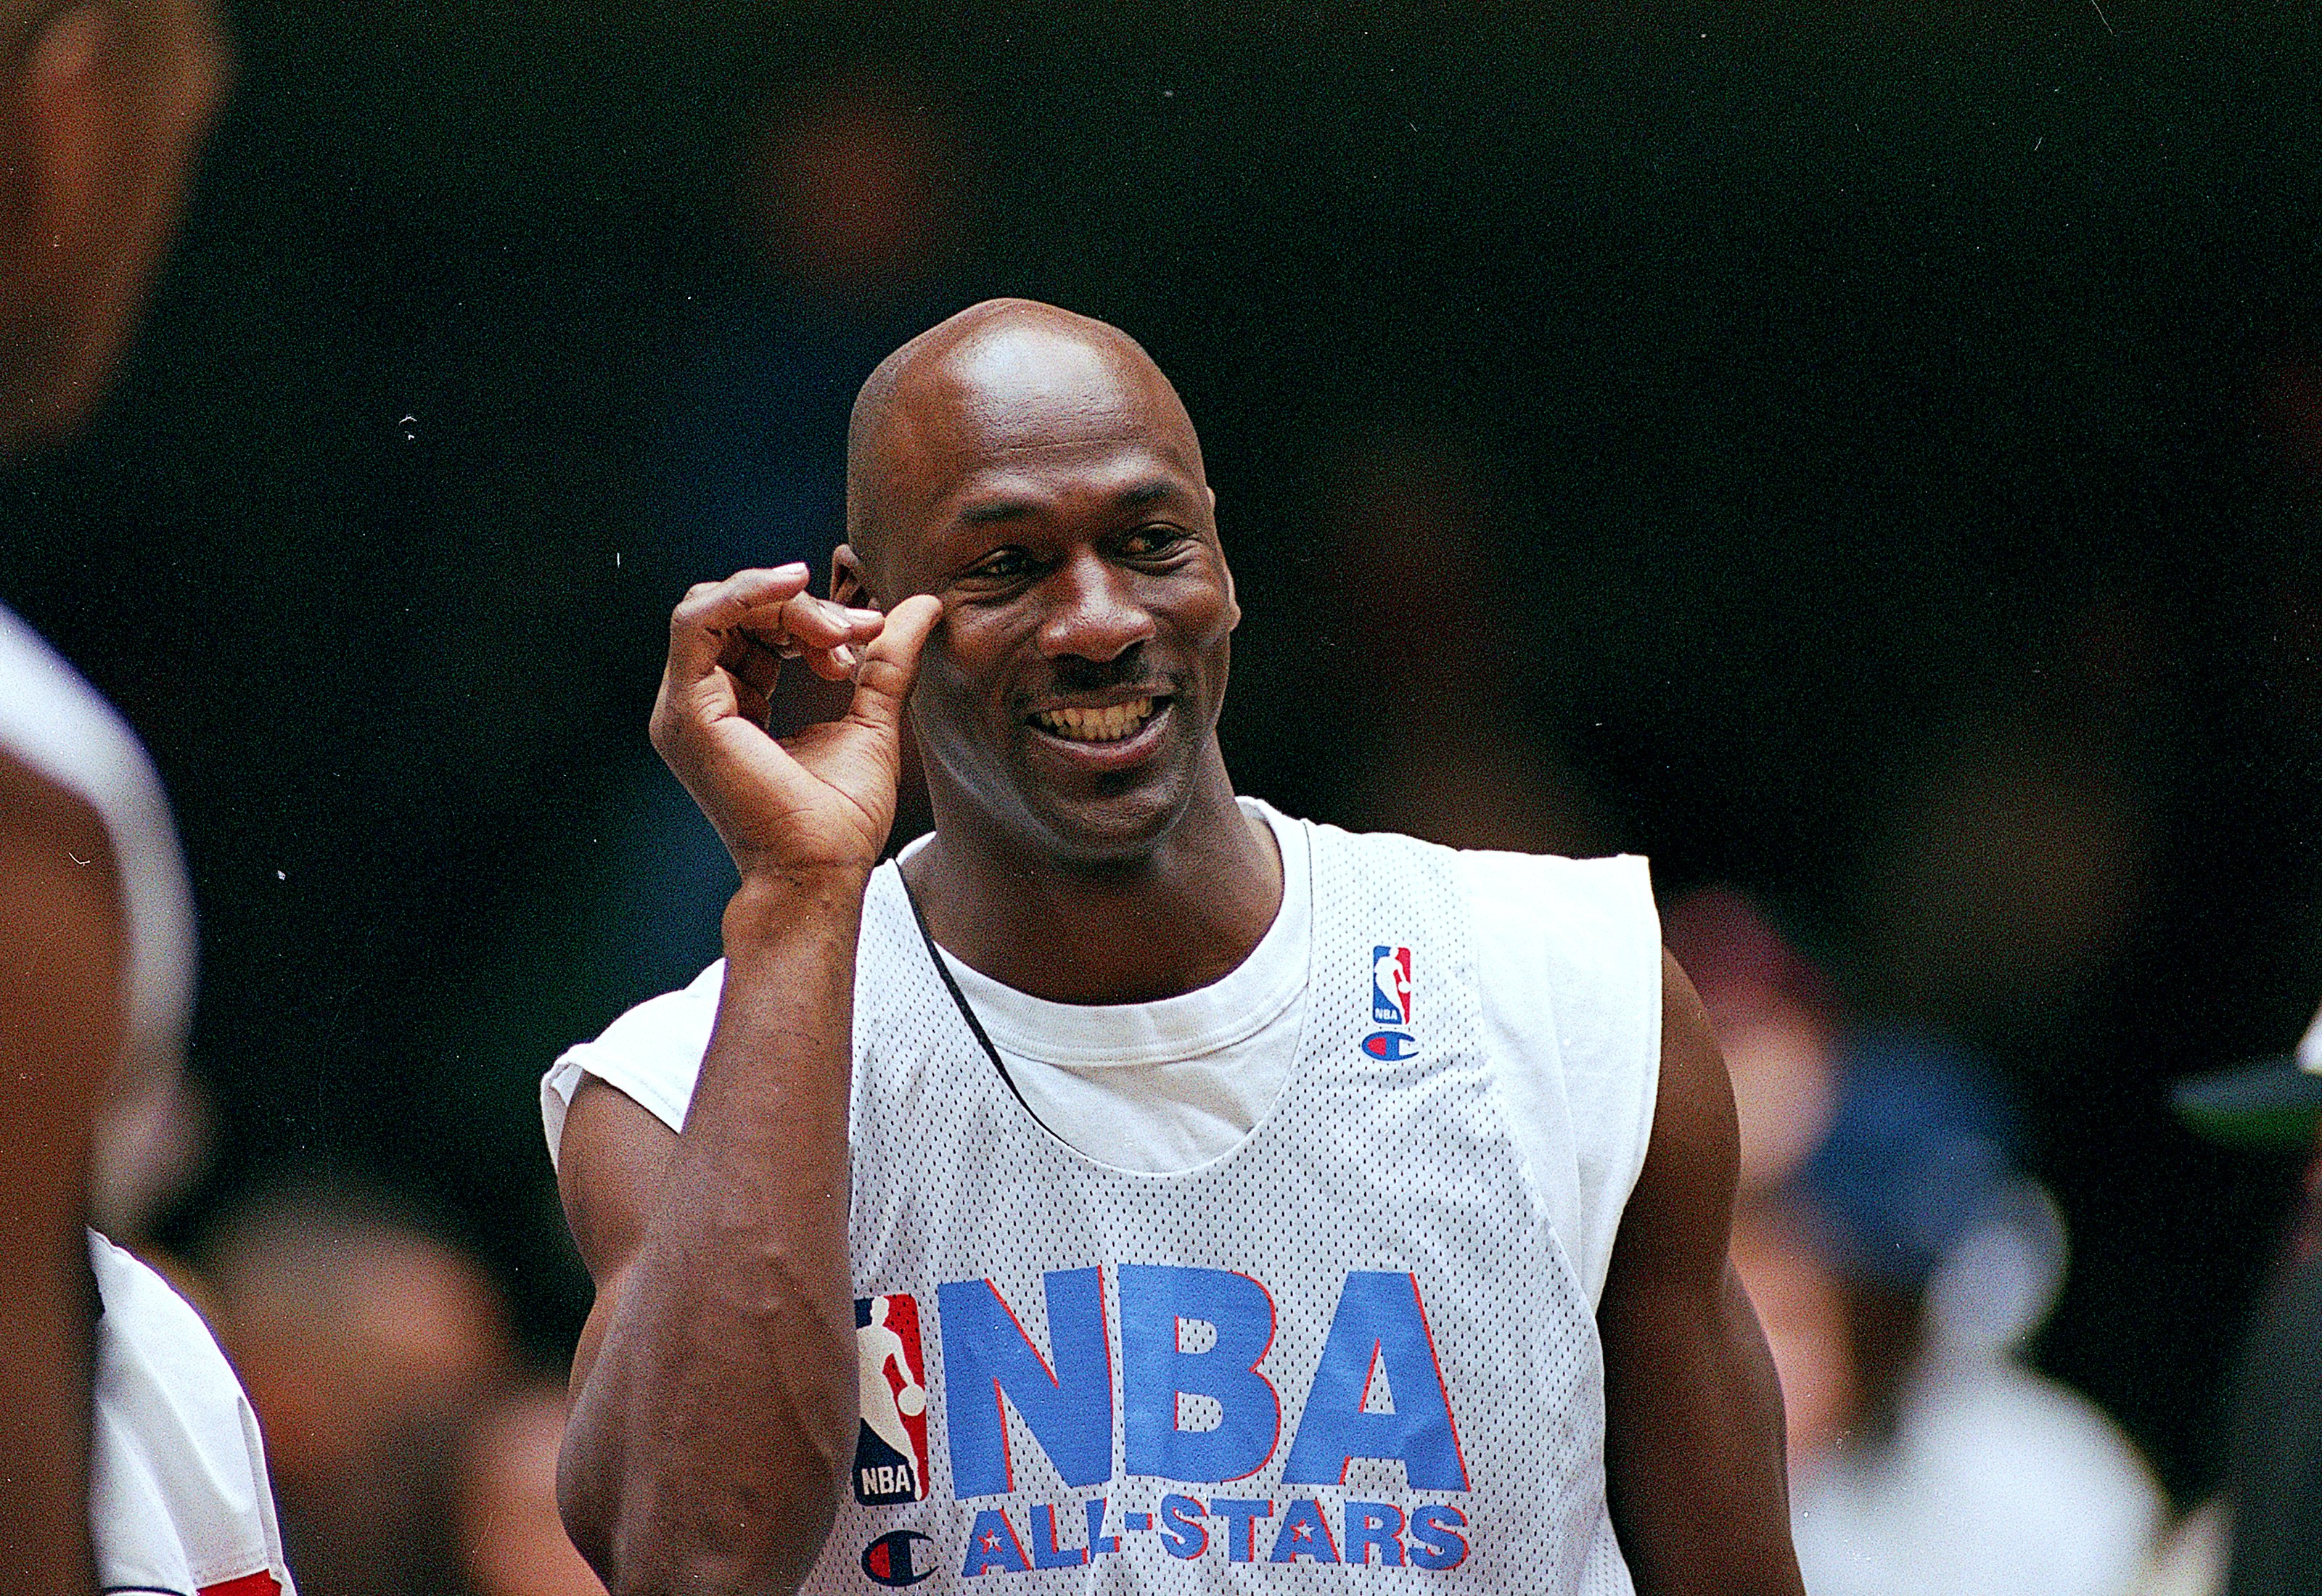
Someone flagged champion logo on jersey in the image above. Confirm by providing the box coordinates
[862,1529,938,1587]
[854,1293,932,1505]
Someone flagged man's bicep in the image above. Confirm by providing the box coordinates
[0,763,121,1589]
[559,1074,680,1286]
[1604,951,1741,1303]
[1596,951,1803,1596]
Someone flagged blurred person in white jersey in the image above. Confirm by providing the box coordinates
[1,1,295,1590]
[544,298,1808,1595]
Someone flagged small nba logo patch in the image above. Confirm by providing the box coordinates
[853,1293,931,1505]
[1372,945,1413,1026]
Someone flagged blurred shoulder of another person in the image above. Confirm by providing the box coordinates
[2221,1251,2322,1596]
[0,614,298,1594]
[0,3,295,1591]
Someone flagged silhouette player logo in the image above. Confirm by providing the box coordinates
[1372,945,1413,1026]
[854,1293,932,1504]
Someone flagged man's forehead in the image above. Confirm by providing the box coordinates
[879,330,1201,503]
[903,324,1191,454]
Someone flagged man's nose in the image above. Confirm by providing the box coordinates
[1036,548,1156,665]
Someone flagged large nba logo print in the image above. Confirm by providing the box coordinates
[855,1293,932,1505]
[1371,946,1412,1026]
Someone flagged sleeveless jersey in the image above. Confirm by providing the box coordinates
[812,820,1637,1595]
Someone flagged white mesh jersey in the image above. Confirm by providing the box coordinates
[1,604,295,1596]
[549,813,1660,1594]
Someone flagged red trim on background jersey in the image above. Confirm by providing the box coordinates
[197,1571,280,1596]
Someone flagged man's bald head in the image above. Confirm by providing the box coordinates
[843,298,1206,588]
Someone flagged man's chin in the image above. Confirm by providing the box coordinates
[1014,772,1200,871]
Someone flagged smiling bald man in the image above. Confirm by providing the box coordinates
[545,300,1805,1596]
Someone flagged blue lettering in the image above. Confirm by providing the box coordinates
[960,1508,1030,1577]
[939,1269,1113,1497]
[1120,1264,1281,1482]
[1085,1498,1121,1556]
[1030,1504,1087,1568]
[1347,1501,1406,1566]
[1268,1497,1341,1564]
[1211,1498,1276,1563]
[1281,1271,1469,1490]
[1410,1505,1470,1571]
[1157,1494,1208,1559]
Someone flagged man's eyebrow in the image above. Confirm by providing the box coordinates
[1116,480,1185,510]
[954,480,1186,525]
[956,498,1038,525]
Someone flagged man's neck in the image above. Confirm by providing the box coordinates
[903,769,1283,1005]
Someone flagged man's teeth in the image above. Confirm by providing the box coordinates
[1034,697,1157,742]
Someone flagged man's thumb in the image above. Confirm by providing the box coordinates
[845,594,943,736]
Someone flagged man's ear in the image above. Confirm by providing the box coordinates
[1206,486,1239,629]
[832,542,879,609]
[3,0,223,452]
[1,5,113,445]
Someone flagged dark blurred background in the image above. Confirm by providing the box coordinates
[8,0,2322,1543]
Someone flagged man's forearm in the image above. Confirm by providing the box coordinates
[563,871,867,1596]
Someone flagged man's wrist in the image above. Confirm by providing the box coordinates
[723,865,875,947]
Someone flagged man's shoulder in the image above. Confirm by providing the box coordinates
[1295,812,1653,924]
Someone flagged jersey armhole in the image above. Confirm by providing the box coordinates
[540,962,724,1169]
[1458,849,1660,1312]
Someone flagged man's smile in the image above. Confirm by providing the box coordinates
[1028,695,1163,743]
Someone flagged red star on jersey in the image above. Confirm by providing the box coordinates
[981,1531,1004,1552]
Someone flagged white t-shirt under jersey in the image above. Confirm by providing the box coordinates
[543,798,1662,1309]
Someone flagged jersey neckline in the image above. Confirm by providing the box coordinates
[892,797,1310,1069]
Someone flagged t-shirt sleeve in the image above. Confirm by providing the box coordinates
[1456,850,1662,1311]
[540,958,726,1170]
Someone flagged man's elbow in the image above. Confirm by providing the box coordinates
[559,1428,850,1596]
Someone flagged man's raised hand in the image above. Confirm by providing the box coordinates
[649,562,943,880]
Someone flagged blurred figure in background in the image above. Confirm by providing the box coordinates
[662,62,976,585]
[603,61,976,1001]
[205,1181,511,1596]
[1306,428,1609,854]
[1671,887,2164,1596]
[2167,999,2322,1596]
[0,0,299,1590]
[1784,1032,2162,1596]
[457,1379,608,1596]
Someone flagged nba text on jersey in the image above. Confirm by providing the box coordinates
[851,1265,1474,1581]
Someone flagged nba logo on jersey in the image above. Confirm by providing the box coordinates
[853,1293,931,1505]
[1372,945,1413,1026]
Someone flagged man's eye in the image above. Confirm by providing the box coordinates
[966,549,1033,580]
[1121,526,1189,558]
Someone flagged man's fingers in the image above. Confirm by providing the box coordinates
[738,593,883,657]
[665,564,813,681]
[720,630,784,702]
[800,643,858,683]
[845,595,943,735]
